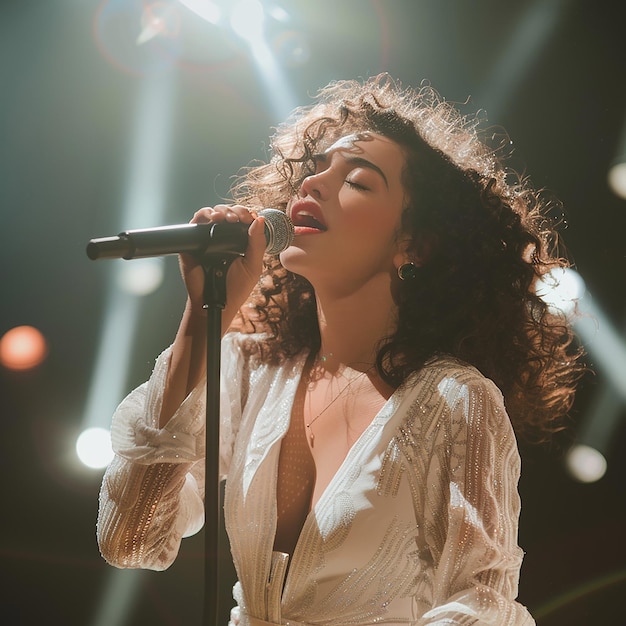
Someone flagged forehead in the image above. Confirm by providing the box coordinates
[323,132,406,191]
[324,133,407,188]
[325,132,403,158]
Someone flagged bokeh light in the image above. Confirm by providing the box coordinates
[608,161,626,200]
[76,427,114,469]
[0,325,48,371]
[565,444,608,483]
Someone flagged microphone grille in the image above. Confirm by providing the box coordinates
[259,208,294,254]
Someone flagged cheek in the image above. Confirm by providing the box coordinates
[349,203,402,241]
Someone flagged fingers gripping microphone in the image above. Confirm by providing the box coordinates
[86,209,294,260]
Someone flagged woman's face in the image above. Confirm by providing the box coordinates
[281,132,408,293]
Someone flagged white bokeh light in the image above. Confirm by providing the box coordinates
[565,444,608,483]
[608,161,626,200]
[76,427,114,469]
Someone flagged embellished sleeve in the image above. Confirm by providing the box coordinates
[417,371,535,625]
[96,333,245,571]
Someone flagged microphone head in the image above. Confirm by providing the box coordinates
[259,208,294,254]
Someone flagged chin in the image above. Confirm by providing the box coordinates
[279,245,308,272]
[280,247,329,287]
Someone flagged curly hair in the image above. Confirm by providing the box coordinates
[230,74,585,442]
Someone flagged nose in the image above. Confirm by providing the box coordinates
[299,170,328,200]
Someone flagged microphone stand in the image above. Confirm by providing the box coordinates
[86,212,293,624]
[200,252,239,626]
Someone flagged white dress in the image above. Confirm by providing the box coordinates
[97,332,535,625]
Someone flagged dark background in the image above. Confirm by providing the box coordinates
[1,1,625,625]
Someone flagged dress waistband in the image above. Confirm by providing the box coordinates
[231,604,308,626]
[247,617,308,626]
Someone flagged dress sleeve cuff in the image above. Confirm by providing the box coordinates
[110,346,206,464]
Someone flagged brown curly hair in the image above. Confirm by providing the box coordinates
[230,74,585,442]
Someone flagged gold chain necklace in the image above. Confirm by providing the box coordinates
[305,366,371,448]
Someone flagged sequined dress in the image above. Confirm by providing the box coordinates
[97,332,535,625]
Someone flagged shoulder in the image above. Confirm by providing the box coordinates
[395,357,521,482]
[408,354,503,401]
[221,331,269,372]
[400,355,511,439]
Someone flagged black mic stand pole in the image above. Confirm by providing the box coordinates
[201,252,239,626]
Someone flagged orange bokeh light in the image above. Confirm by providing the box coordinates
[0,325,48,371]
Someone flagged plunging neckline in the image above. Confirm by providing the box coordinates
[273,359,403,571]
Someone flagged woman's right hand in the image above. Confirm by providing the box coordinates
[179,204,268,319]
[159,205,267,427]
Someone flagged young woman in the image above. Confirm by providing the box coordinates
[97,75,584,625]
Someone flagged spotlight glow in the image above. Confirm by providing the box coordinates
[76,427,114,469]
[231,0,265,42]
[565,444,607,483]
[535,267,586,316]
[137,2,181,46]
[0,325,48,371]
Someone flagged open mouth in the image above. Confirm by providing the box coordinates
[292,211,327,231]
[290,203,327,232]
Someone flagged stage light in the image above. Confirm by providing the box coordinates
[608,161,626,200]
[91,569,145,626]
[607,114,626,200]
[81,72,174,446]
[76,427,114,469]
[565,444,607,483]
[566,293,626,483]
[0,325,48,371]
[94,0,183,75]
[137,1,180,46]
[574,294,626,400]
[475,0,565,119]
[535,267,586,316]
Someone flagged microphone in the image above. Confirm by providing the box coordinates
[86,208,294,260]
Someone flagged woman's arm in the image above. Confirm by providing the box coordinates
[96,347,207,570]
[97,204,265,570]
[419,371,535,625]
[159,205,266,427]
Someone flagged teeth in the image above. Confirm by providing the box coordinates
[293,209,326,230]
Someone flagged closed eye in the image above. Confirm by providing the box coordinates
[345,179,369,191]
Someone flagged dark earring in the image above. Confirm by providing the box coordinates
[397,262,418,281]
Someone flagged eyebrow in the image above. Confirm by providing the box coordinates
[314,152,389,188]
